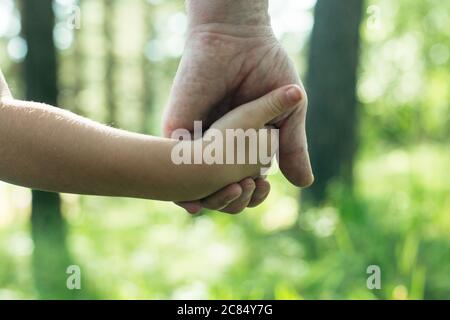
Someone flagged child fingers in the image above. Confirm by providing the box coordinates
[248,178,271,208]
[176,201,203,214]
[238,85,304,128]
[220,178,256,214]
[211,85,304,132]
[201,183,243,211]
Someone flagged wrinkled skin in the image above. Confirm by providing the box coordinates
[163,24,313,214]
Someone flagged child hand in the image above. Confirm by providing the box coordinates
[170,84,303,204]
[207,84,303,180]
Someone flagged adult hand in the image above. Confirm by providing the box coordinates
[163,1,313,214]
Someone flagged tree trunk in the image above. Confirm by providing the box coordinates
[305,0,364,203]
[72,0,84,115]
[21,0,73,298]
[104,0,117,126]
[141,1,155,134]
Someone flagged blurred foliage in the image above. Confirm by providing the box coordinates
[0,0,449,299]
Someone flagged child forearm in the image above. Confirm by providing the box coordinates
[0,98,228,201]
[0,84,300,203]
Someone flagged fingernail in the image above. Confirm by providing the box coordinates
[184,204,202,214]
[286,85,302,105]
[187,208,200,215]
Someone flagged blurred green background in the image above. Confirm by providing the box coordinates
[0,0,449,299]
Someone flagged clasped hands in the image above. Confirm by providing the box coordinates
[163,23,313,214]
[0,1,314,213]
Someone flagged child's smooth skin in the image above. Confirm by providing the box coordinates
[0,70,302,202]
